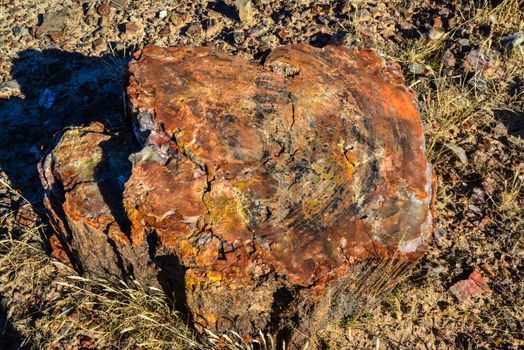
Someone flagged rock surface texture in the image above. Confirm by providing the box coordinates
[39,44,434,342]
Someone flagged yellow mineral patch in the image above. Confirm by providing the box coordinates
[204,313,217,325]
[302,197,322,219]
[206,270,223,284]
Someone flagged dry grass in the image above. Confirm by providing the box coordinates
[0,218,282,349]
[320,0,524,348]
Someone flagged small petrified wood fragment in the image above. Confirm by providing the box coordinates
[40,44,434,341]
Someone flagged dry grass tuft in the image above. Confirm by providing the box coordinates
[0,220,280,349]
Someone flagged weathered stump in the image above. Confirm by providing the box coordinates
[39,44,434,344]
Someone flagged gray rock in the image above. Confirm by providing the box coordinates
[428,27,445,40]
[442,49,456,67]
[235,0,255,25]
[501,32,524,49]
[37,10,70,37]
[12,25,29,36]
[408,63,425,75]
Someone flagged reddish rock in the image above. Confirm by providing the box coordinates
[449,270,491,302]
[97,3,111,17]
[123,22,140,36]
[40,44,435,342]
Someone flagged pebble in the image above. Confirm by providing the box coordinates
[449,270,491,303]
[434,228,448,240]
[97,3,111,17]
[206,20,224,38]
[493,122,508,136]
[0,79,21,95]
[12,25,29,36]
[442,49,456,67]
[92,38,105,52]
[408,63,425,75]
[444,142,468,164]
[207,9,221,19]
[468,204,482,213]
[185,23,203,37]
[170,14,189,27]
[233,31,245,44]
[428,27,445,40]
[501,32,524,49]
[157,10,168,19]
[123,22,140,35]
[468,76,488,91]
[235,0,255,26]
[36,10,70,37]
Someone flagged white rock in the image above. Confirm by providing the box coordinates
[157,10,168,19]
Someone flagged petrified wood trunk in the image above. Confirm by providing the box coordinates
[39,44,434,344]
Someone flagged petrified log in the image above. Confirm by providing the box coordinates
[39,44,434,342]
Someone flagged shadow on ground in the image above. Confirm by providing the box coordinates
[494,108,524,139]
[0,298,31,350]
[0,48,134,347]
[0,49,130,206]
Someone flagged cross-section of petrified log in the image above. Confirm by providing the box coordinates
[40,44,434,343]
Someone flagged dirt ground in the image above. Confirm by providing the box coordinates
[0,0,523,349]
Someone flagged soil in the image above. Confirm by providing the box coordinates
[0,0,523,349]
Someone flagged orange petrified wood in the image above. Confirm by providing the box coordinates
[40,44,434,342]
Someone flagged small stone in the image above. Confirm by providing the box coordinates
[449,270,491,303]
[206,20,224,38]
[493,122,508,136]
[84,14,96,26]
[159,27,171,37]
[233,31,245,44]
[444,142,468,164]
[434,228,447,240]
[207,9,221,19]
[97,3,111,16]
[12,25,29,36]
[185,23,203,37]
[464,48,500,76]
[442,50,456,67]
[468,75,488,91]
[432,15,443,28]
[468,204,482,213]
[123,22,140,35]
[408,63,425,75]
[0,79,21,98]
[428,27,445,40]
[235,0,255,26]
[157,10,168,19]
[36,10,70,37]
[92,38,105,52]
[501,32,524,49]
[277,28,288,40]
[480,263,496,278]
[169,14,186,27]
